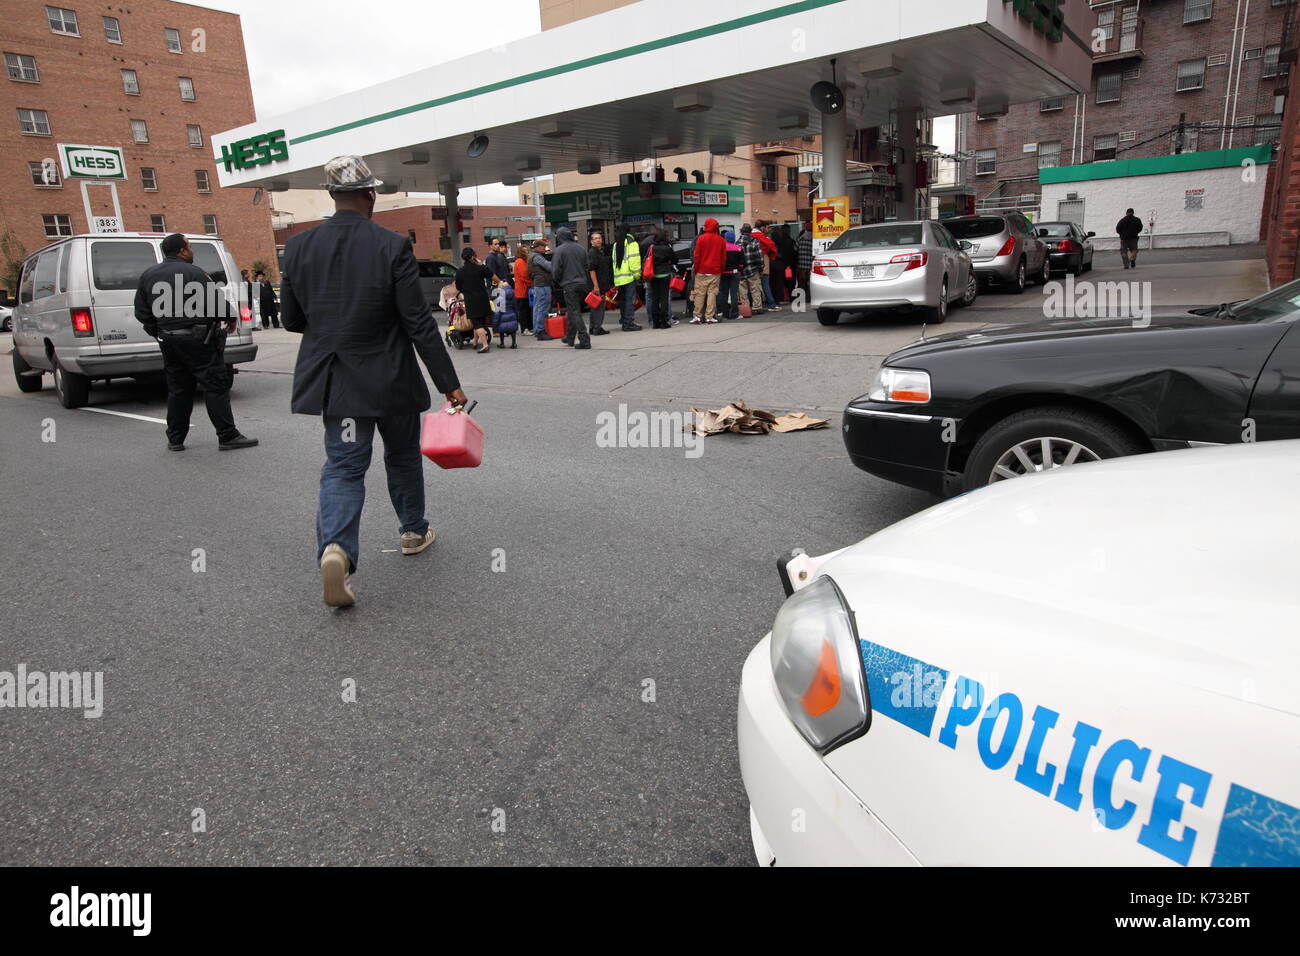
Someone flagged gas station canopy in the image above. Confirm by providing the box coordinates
[213,0,1093,192]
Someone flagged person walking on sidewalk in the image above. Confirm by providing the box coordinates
[690,217,726,324]
[255,270,280,328]
[1116,208,1143,269]
[513,245,533,335]
[528,238,555,340]
[551,226,591,349]
[586,230,614,335]
[454,247,496,354]
[610,223,644,331]
[278,154,467,609]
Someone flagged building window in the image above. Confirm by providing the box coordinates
[975,148,997,175]
[141,167,158,190]
[1096,72,1122,103]
[407,229,418,245]
[195,169,210,192]
[1038,141,1062,169]
[5,52,39,82]
[1097,9,1115,42]
[187,124,202,147]
[203,215,218,235]
[121,69,139,94]
[1177,59,1207,91]
[150,214,166,232]
[178,76,195,101]
[1094,134,1119,161]
[131,118,149,142]
[103,16,121,43]
[761,163,778,191]
[1263,46,1289,79]
[1184,0,1213,23]
[18,107,51,135]
[1040,96,1064,111]
[482,226,507,239]
[165,28,182,53]
[46,6,79,35]
[1172,123,1200,153]
[42,214,73,238]
[28,160,61,186]
[787,165,799,192]
[1255,113,1283,145]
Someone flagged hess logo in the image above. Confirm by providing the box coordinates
[65,147,124,178]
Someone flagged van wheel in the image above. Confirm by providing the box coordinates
[53,357,90,408]
[816,308,840,326]
[13,350,44,393]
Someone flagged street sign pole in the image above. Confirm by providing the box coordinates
[80,180,123,233]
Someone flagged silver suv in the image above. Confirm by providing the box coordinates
[11,233,258,408]
[944,214,1050,294]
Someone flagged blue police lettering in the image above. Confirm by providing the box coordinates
[938,675,983,749]
[977,692,1023,770]
[1014,704,1060,796]
[1137,755,1212,866]
[1092,738,1151,830]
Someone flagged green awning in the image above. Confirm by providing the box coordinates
[1039,144,1272,184]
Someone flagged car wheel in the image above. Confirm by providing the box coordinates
[959,270,978,307]
[1007,258,1027,295]
[12,349,43,393]
[52,357,90,409]
[1071,255,1083,277]
[1035,255,1052,285]
[963,406,1145,492]
[927,279,948,323]
[816,308,840,326]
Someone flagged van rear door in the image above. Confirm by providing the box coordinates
[188,239,252,347]
[89,238,161,360]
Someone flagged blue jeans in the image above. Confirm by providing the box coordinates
[531,285,551,334]
[617,282,637,324]
[317,414,427,572]
[761,275,776,309]
[643,281,655,323]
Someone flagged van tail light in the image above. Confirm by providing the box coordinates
[1057,239,1074,253]
[812,258,837,276]
[997,236,1017,258]
[889,251,928,272]
[71,307,95,338]
[239,305,252,324]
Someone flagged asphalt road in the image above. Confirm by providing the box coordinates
[0,366,931,865]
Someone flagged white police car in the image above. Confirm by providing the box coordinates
[739,440,1300,866]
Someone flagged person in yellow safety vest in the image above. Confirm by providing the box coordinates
[609,222,644,332]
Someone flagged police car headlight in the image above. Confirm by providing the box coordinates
[867,367,931,404]
[770,576,869,753]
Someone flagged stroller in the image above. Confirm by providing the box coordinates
[444,293,474,350]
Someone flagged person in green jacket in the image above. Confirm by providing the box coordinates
[610,222,643,332]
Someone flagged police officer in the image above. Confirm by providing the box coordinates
[133,234,258,452]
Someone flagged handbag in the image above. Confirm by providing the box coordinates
[642,257,655,280]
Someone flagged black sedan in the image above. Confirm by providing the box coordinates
[1035,221,1094,276]
[843,278,1300,495]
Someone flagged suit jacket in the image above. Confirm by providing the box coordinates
[280,210,460,417]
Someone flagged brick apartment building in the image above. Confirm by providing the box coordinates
[274,204,547,265]
[1263,41,1300,283]
[971,0,1298,213]
[0,0,276,296]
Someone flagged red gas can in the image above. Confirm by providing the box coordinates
[545,313,567,339]
[420,401,483,469]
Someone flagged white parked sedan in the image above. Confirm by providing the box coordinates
[739,440,1300,866]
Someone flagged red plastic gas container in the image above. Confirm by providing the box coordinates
[545,313,567,339]
[421,402,483,469]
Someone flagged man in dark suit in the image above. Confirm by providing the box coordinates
[255,270,280,328]
[280,154,468,608]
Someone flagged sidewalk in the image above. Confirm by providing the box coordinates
[245,253,1269,414]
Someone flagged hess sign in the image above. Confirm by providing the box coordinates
[1005,0,1064,42]
[59,144,127,181]
[219,129,289,173]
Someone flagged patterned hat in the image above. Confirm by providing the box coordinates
[321,154,383,191]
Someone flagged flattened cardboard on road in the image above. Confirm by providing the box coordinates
[692,402,827,436]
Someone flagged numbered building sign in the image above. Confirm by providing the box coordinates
[92,216,123,233]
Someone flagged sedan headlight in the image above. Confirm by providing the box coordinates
[867,366,931,403]
[769,576,870,752]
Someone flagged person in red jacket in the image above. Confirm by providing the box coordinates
[751,224,780,310]
[691,217,726,324]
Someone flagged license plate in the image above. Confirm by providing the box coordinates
[853,265,874,278]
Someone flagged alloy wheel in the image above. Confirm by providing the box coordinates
[989,436,1101,482]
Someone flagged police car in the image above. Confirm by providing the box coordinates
[739,440,1300,866]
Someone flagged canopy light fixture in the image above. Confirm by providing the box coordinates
[269,181,291,192]
[539,120,572,138]
[709,138,735,156]
[652,135,680,151]
[940,85,976,106]
[402,150,430,166]
[673,89,712,113]
[499,173,525,186]
[577,158,602,175]
[515,154,542,172]
[976,96,1009,117]
[377,183,401,194]
[777,111,809,130]
[860,53,903,80]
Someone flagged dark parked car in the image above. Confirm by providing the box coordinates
[1035,221,1095,276]
[843,278,1300,495]
[417,259,457,310]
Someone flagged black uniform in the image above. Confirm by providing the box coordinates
[133,254,240,446]
[259,280,280,328]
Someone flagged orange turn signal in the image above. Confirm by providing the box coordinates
[801,639,841,717]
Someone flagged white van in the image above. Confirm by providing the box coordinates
[10,233,258,408]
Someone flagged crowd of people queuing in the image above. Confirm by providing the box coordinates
[439,217,814,350]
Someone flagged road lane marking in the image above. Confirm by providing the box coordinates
[78,407,170,425]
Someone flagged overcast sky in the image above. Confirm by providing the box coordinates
[203,0,544,202]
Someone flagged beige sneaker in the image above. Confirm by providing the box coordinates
[320,543,356,607]
[400,527,436,555]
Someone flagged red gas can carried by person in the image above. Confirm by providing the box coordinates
[421,400,483,469]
